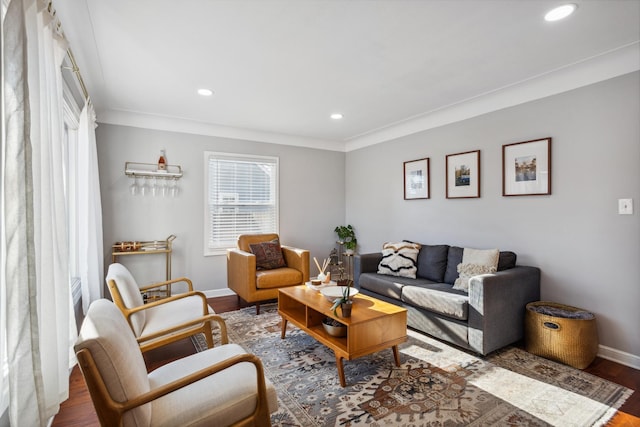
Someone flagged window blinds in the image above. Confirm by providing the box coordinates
[205,152,278,252]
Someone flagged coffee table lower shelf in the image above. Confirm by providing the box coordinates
[278,285,407,387]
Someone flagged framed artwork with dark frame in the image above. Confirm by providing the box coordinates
[502,137,551,196]
[403,158,430,200]
[446,150,480,199]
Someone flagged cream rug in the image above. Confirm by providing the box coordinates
[193,304,631,427]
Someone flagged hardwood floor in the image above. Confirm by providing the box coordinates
[52,295,640,426]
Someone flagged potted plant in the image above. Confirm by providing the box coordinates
[330,280,353,318]
[334,225,357,254]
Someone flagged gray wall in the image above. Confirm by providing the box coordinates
[96,72,639,362]
[97,125,345,293]
[346,72,640,359]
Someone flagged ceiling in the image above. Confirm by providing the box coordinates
[55,1,640,151]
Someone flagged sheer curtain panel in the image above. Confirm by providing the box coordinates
[78,100,103,313]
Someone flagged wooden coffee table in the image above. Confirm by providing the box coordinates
[278,285,407,387]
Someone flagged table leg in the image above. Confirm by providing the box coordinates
[280,318,288,339]
[392,345,401,367]
[336,354,346,387]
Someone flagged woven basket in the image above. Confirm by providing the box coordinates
[525,301,598,369]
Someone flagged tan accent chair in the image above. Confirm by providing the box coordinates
[227,233,310,314]
[75,299,278,426]
[106,263,217,352]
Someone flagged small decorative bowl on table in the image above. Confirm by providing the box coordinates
[322,317,347,337]
[319,286,359,301]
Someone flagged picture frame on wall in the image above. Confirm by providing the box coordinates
[502,137,551,196]
[403,158,430,200]
[446,150,480,199]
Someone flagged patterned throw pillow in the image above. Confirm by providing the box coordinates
[377,241,422,278]
[249,239,286,270]
[452,248,499,292]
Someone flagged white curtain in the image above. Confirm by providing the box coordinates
[2,0,45,424]
[78,100,103,313]
[2,0,76,424]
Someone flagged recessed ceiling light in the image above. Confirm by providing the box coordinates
[197,88,213,96]
[330,113,343,120]
[544,4,577,22]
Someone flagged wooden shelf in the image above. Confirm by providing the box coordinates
[125,161,183,179]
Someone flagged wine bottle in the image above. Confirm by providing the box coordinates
[157,149,167,171]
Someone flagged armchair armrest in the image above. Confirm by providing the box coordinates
[354,253,382,289]
[281,246,310,281]
[227,248,257,300]
[467,266,541,355]
[136,312,229,346]
[139,277,194,294]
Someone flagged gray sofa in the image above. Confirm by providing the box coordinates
[354,244,540,355]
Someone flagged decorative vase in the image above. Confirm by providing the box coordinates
[340,301,352,318]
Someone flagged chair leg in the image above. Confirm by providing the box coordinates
[255,303,260,315]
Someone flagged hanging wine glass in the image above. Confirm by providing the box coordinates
[170,177,180,197]
[129,176,140,196]
[141,176,151,196]
[151,177,159,197]
[158,178,168,197]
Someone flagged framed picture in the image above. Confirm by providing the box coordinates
[446,150,480,199]
[404,158,430,200]
[502,138,551,196]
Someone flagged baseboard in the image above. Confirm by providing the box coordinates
[203,288,236,298]
[598,344,640,370]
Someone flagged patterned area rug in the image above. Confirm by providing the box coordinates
[192,304,631,427]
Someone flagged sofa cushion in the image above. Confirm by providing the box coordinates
[358,272,432,300]
[453,248,499,292]
[250,239,286,270]
[444,247,517,283]
[401,284,469,320]
[416,244,449,282]
[498,251,517,271]
[377,241,421,278]
[443,246,464,284]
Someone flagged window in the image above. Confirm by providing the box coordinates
[204,152,279,255]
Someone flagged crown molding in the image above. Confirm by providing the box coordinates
[97,109,347,152]
[345,42,640,152]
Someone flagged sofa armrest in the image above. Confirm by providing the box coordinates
[227,249,257,301]
[467,266,540,355]
[354,253,383,289]
[281,246,310,282]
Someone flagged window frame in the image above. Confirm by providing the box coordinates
[203,151,279,256]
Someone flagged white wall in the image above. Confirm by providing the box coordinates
[97,125,345,294]
[346,72,640,363]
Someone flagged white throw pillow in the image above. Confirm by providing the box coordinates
[452,248,499,292]
[377,242,421,278]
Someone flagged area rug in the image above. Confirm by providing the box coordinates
[192,304,632,427]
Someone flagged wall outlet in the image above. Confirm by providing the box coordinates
[618,198,633,215]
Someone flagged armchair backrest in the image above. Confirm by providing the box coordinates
[106,263,146,336]
[74,299,151,426]
[237,233,280,253]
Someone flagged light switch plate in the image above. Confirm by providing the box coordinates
[618,198,633,215]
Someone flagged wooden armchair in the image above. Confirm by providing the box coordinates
[106,263,219,352]
[75,299,278,426]
[227,233,309,314]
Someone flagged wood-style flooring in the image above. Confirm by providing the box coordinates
[52,295,640,426]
